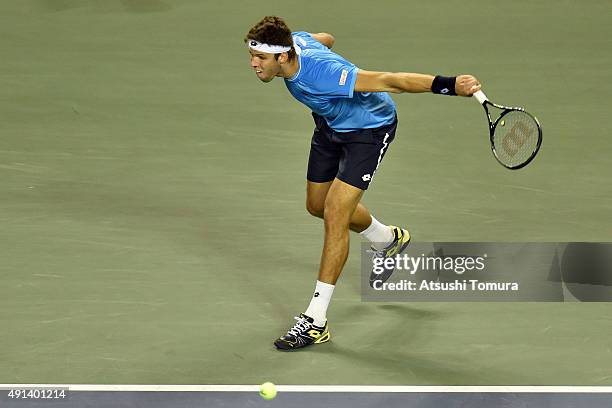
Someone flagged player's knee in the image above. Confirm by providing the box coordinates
[306,199,324,218]
[322,200,350,227]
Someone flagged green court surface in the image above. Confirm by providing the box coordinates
[1,0,611,386]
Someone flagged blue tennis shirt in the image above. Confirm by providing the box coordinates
[284,31,396,133]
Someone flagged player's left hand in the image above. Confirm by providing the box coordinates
[455,75,481,97]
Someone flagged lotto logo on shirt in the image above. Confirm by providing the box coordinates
[339,69,348,86]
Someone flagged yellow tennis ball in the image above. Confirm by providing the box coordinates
[500,120,506,126]
[259,382,277,400]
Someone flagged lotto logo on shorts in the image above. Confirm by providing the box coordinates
[362,174,371,182]
[339,69,348,86]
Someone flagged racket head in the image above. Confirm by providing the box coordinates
[489,107,542,170]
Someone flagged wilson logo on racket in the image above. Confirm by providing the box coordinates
[502,121,532,157]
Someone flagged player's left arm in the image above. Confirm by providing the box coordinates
[310,32,335,49]
[354,70,481,96]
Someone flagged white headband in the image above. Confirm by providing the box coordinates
[247,39,291,54]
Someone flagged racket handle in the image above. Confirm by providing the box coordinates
[473,90,488,105]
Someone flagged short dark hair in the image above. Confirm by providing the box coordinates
[244,16,296,61]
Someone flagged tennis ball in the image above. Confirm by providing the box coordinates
[500,120,506,126]
[259,382,277,400]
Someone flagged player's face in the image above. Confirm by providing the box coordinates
[249,50,280,83]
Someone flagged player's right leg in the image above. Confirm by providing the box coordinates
[330,116,410,287]
[304,115,410,287]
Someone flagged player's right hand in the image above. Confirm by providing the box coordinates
[456,75,481,96]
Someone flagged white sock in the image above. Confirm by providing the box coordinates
[304,280,335,326]
[360,215,394,250]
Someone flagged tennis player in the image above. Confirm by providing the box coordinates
[245,16,481,351]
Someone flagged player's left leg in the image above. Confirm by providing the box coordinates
[274,178,360,352]
[317,178,363,284]
[306,180,373,232]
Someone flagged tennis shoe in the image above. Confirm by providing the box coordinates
[368,226,411,287]
[274,314,330,351]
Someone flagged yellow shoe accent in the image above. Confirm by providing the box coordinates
[387,226,411,256]
[313,328,331,344]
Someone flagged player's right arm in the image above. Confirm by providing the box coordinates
[354,70,480,96]
[310,32,335,49]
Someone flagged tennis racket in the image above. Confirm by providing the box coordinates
[473,90,542,169]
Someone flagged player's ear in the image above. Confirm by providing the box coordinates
[278,52,288,64]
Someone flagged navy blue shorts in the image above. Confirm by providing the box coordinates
[307,113,397,190]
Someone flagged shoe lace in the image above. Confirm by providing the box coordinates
[366,247,386,262]
[287,316,312,337]
[367,230,400,261]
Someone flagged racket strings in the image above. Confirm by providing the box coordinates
[492,110,540,168]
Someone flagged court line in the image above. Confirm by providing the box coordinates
[1,385,612,393]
